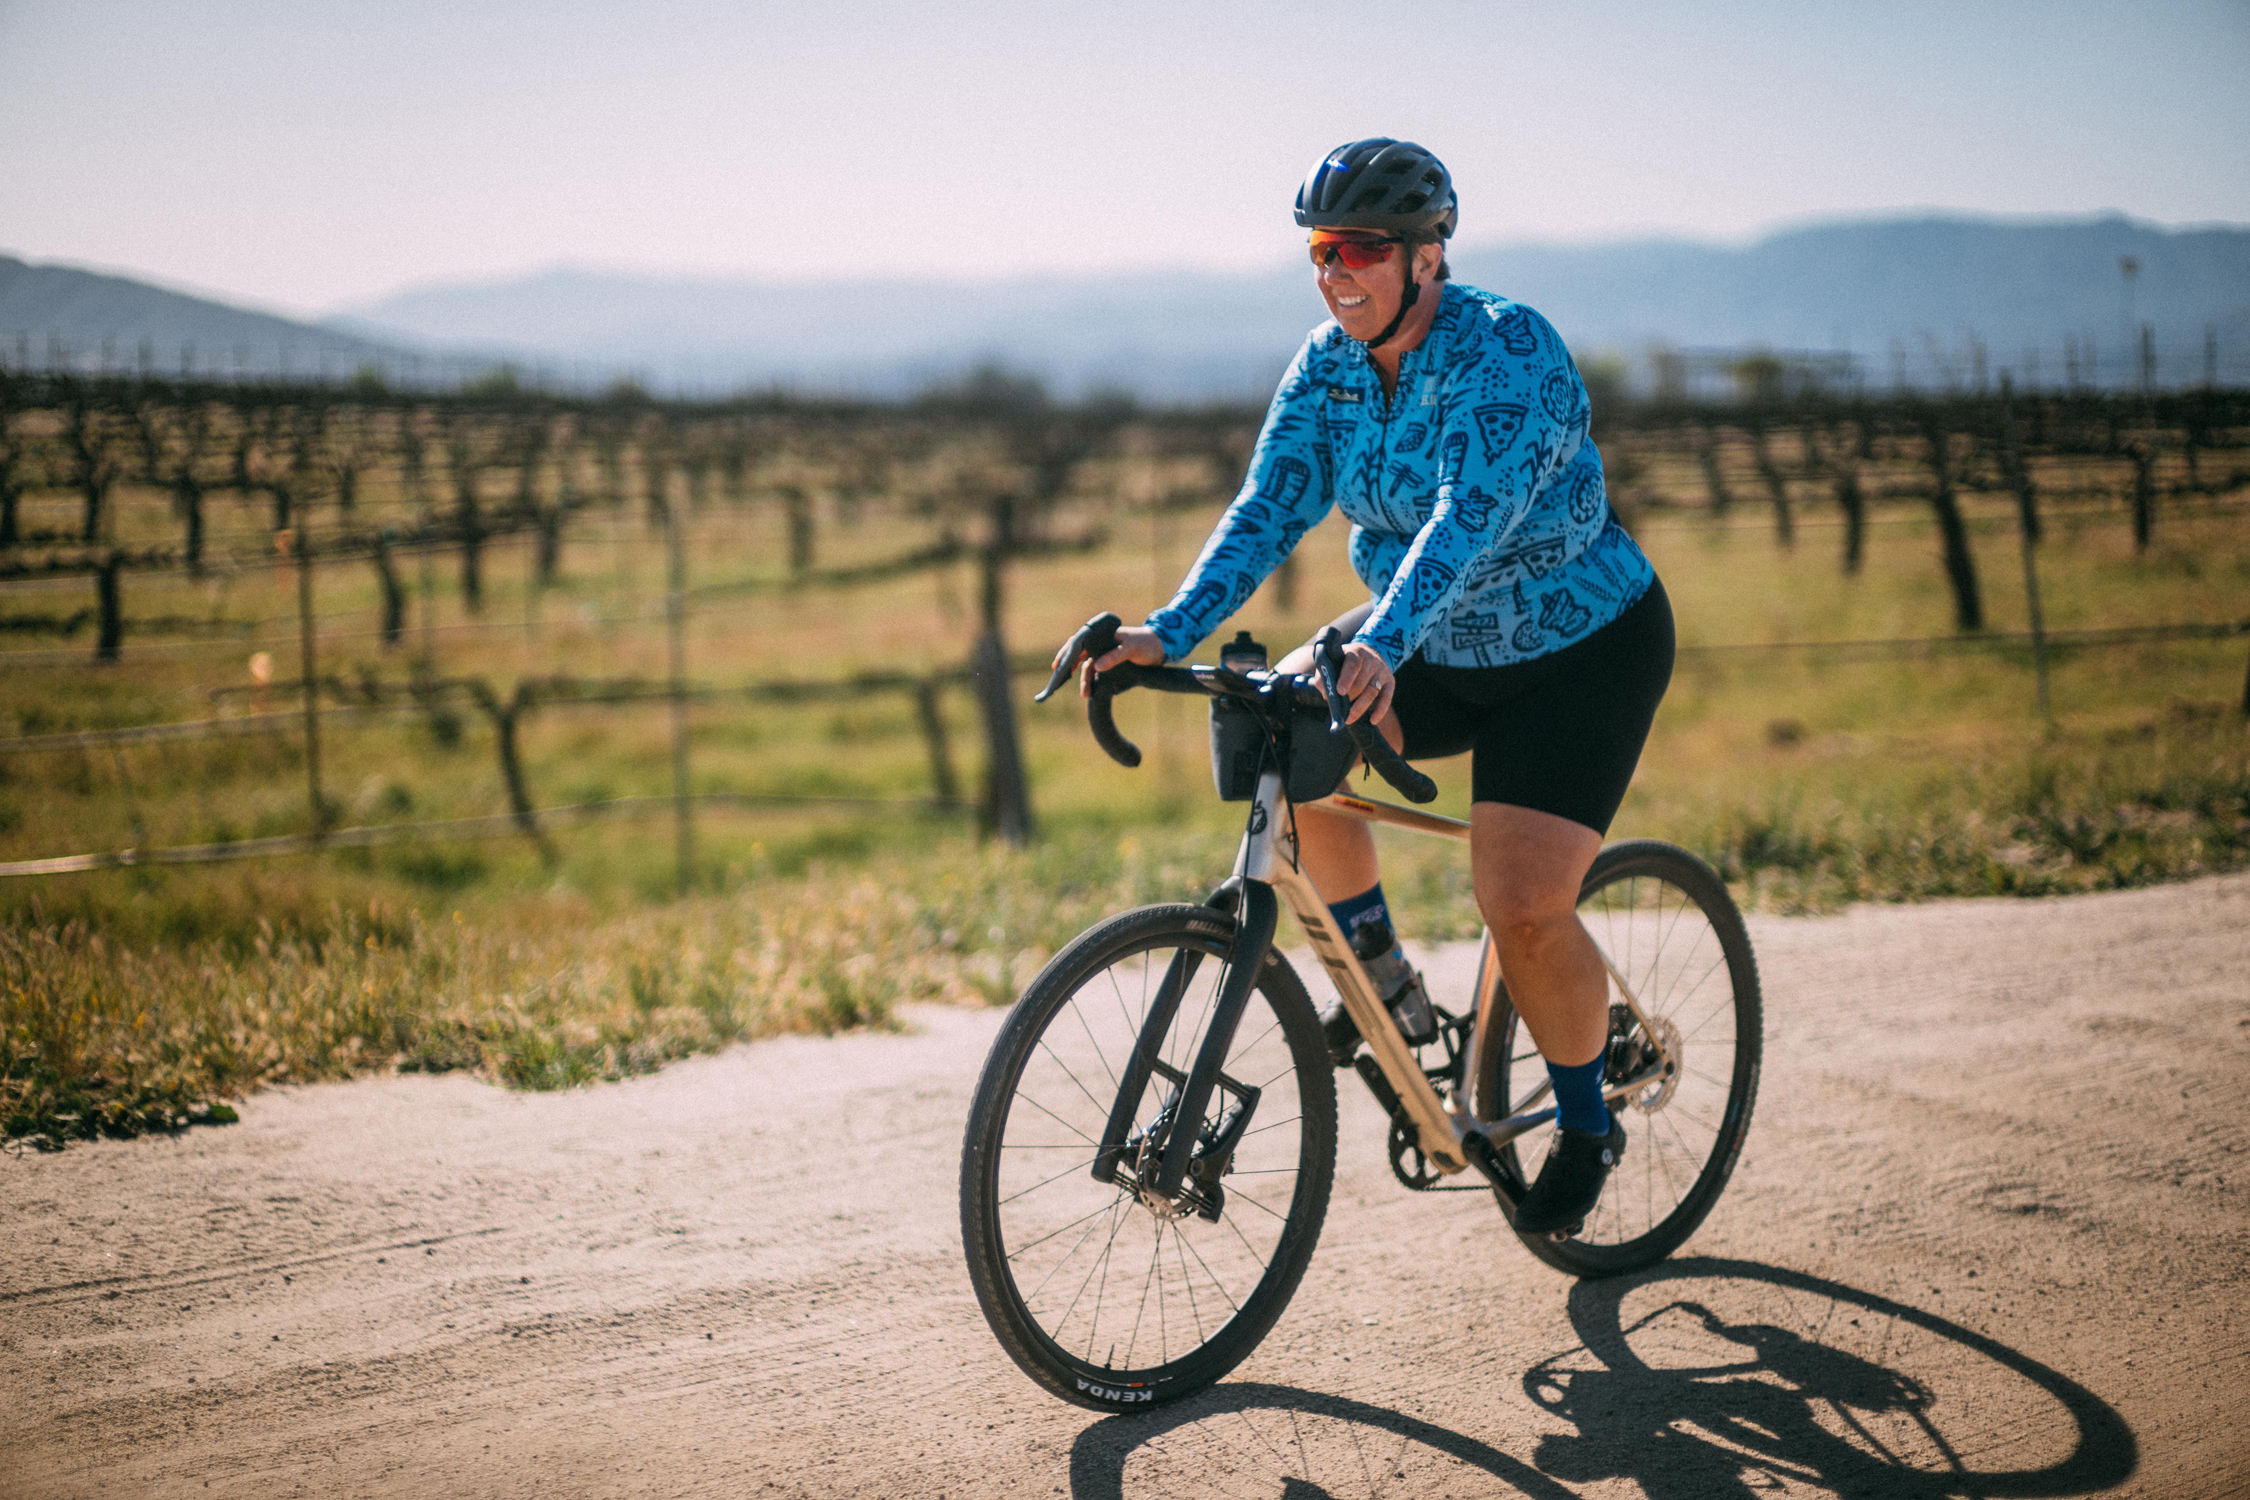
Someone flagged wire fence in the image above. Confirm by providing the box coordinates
[4,372,2248,882]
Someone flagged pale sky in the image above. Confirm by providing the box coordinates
[3,0,2245,318]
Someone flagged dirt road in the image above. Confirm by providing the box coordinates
[5,874,2246,1499]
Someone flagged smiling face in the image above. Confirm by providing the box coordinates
[1312,234,1445,343]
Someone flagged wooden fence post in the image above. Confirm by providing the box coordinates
[466,679,556,864]
[663,473,694,893]
[66,393,115,544]
[1999,375,2052,728]
[975,496,1033,844]
[456,463,485,613]
[94,551,123,661]
[0,421,20,550]
[174,471,205,573]
[2127,443,2155,553]
[293,525,328,833]
[913,678,961,806]
[373,528,405,646]
[1917,408,1984,632]
[1697,422,1733,515]
[783,485,814,575]
[1830,447,1865,575]
[1747,414,1794,548]
[400,416,437,659]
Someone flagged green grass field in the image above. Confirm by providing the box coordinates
[4,448,2246,1147]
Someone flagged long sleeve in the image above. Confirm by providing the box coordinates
[1351,306,1590,668]
[1144,340,1335,661]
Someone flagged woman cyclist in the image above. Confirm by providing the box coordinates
[1064,138,1675,1236]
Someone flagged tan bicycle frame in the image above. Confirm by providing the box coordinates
[1236,771,1673,1179]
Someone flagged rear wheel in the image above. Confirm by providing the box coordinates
[960,903,1336,1410]
[1476,840,1761,1277]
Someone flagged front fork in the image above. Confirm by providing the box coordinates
[1088,875,1277,1210]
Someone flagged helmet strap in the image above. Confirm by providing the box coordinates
[1361,254,1421,351]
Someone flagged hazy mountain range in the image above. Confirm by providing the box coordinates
[7,215,2247,400]
[0,255,402,379]
[335,214,2250,398]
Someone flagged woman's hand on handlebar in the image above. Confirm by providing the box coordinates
[1069,623,1166,698]
[1330,641,1396,726]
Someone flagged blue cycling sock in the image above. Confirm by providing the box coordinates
[1546,1054,1611,1136]
[1326,884,1391,952]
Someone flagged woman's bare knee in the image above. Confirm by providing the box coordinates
[1490,908,1580,960]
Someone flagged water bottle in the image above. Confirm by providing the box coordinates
[1352,919,1437,1046]
[1220,630,1267,674]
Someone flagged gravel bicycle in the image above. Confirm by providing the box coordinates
[959,614,1762,1411]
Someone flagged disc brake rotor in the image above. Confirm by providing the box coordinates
[1630,1016,1684,1114]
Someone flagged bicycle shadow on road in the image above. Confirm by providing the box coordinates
[1529,1256,2136,1499]
[1066,1380,1580,1500]
[1063,1257,2135,1500]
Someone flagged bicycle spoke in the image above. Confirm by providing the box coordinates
[1009,1091,1101,1149]
[1108,961,1140,1044]
[1226,1188,1290,1223]
[998,1154,1105,1208]
[1488,851,1759,1263]
[1020,1197,1125,1305]
[1036,1036,1116,1121]
[1221,1208,1271,1273]
[1070,994,1121,1093]
[1173,956,1227,1078]
[1676,995,1735,1048]
[1174,1223,1205,1344]
[1652,1113,1693,1208]
[970,911,1332,1398]
[1126,1226,1163,1368]
[1071,1197,1129,1358]
[1007,1194,1125,1265]
[1229,1013,1283,1071]
[1658,1100,1723,1144]
[1176,1219,1245,1314]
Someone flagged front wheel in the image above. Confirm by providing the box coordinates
[960,903,1336,1410]
[1476,840,1762,1277]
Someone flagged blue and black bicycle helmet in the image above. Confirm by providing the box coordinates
[1294,138,1457,240]
[1295,139,1457,347]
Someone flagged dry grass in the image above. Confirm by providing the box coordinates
[5,451,2248,1146]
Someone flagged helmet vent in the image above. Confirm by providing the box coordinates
[1294,137,1457,237]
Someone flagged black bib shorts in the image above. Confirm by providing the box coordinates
[1385,577,1674,836]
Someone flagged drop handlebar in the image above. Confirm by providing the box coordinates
[1036,612,1439,805]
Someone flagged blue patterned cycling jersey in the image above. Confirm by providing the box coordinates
[1145,281,1655,670]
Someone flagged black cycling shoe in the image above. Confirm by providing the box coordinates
[1511,1118,1626,1237]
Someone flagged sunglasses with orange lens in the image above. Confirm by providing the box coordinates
[1309,232,1401,271]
